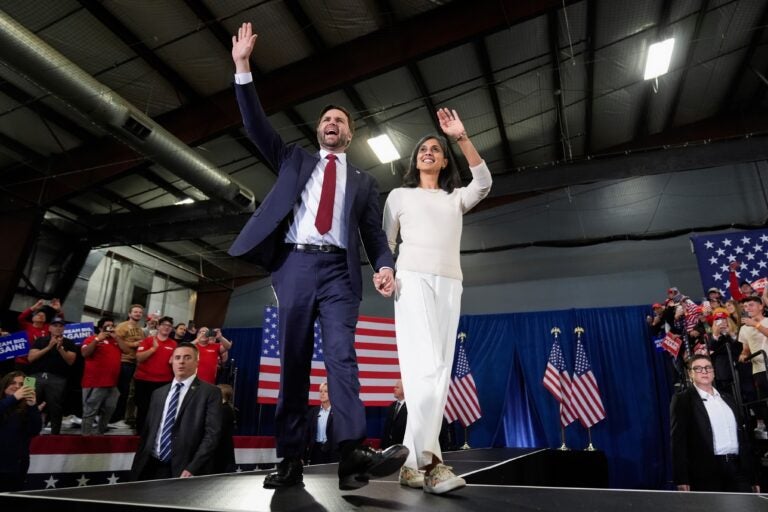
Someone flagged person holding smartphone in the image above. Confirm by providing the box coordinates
[192,327,232,384]
[0,371,43,491]
[81,317,121,435]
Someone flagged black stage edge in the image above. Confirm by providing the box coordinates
[2,448,765,512]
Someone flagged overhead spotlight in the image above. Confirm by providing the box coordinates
[644,38,675,80]
[174,197,195,205]
[367,134,400,164]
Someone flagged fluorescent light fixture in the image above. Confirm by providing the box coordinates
[644,38,675,80]
[367,134,400,163]
[174,197,195,205]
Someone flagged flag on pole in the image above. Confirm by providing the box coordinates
[444,334,482,427]
[257,306,400,405]
[690,229,768,299]
[570,338,607,428]
[543,336,576,427]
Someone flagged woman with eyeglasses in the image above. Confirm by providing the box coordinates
[0,371,43,491]
[670,354,759,493]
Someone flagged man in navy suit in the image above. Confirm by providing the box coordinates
[229,23,406,491]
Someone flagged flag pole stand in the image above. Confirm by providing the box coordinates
[557,425,569,451]
[585,427,596,451]
[460,427,471,450]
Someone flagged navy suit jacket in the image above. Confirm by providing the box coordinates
[228,83,394,299]
[381,401,407,449]
[131,377,222,479]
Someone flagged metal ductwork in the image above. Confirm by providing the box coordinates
[0,10,254,211]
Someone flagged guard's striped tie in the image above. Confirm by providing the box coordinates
[158,382,183,463]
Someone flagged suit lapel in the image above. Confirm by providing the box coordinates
[344,164,361,222]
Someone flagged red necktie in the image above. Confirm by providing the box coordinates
[315,154,337,235]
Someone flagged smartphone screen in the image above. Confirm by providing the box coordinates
[23,376,36,388]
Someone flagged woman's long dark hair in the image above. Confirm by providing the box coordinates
[1,371,29,420]
[402,134,462,193]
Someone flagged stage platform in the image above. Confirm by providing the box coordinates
[2,448,765,512]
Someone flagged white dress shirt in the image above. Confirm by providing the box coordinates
[316,405,331,443]
[154,374,196,457]
[693,385,739,455]
[234,72,348,248]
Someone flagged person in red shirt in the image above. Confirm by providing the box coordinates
[192,327,232,384]
[81,317,122,435]
[16,298,63,369]
[133,316,177,434]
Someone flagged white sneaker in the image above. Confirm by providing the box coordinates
[399,466,424,488]
[423,463,465,495]
[754,426,768,440]
[69,415,82,426]
[108,420,131,429]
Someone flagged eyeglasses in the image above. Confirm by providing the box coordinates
[691,365,714,374]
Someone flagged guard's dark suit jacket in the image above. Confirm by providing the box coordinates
[381,401,407,449]
[131,377,222,479]
[670,385,756,489]
[304,405,338,463]
[227,82,394,299]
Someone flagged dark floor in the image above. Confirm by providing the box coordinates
[2,448,766,512]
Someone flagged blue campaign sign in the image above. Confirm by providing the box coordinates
[62,322,95,346]
[0,331,30,361]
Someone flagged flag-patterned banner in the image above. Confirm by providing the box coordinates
[690,228,768,299]
[571,338,606,428]
[444,336,482,427]
[543,336,576,427]
[25,435,277,490]
[258,306,400,406]
[661,332,683,357]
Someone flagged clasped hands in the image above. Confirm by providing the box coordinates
[373,268,395,297]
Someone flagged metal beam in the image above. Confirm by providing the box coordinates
[583,0,596,154]
[1,0,574,208]
[661,0,709,131]
[719,1,768,113]
[634,0,674,139]
[547,11,567,162]
[491,134,768,198]
[474,39,514,170]
[78,0,199,101]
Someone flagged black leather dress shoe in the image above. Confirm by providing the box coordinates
[338,444,409,490]
[264,457,303,488]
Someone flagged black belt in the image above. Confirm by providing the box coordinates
[288,243,345,254]
[714,453,739,462]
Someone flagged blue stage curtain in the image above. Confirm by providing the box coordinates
[459,306,671,489]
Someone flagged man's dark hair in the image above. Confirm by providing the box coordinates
[174,323,186,329]
[739,296,762,305]
[158,316,174,326]
[316,104,355,135]
[174,342,198,356]
[686,354,712,370]
[739,280,752,287]
[96,316,114,332]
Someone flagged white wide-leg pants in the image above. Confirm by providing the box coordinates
[394,269,462,469]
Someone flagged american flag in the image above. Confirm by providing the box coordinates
[257,306,400,406]
[690,229,768,299]
[542,337,576,427]
[444,335,482,427]
[570,338,606,428]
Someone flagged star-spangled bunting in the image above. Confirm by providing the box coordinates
[690,229,768,299]
[444,335,482,427]
[258,306,400,405]
[543,337,576,427]
[570,338,606,428]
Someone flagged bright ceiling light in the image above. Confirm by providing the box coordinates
[174,197,195,205]
[367,134,400,164]
[644,38,675,80]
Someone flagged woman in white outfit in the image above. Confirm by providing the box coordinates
[377,108,492,494]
